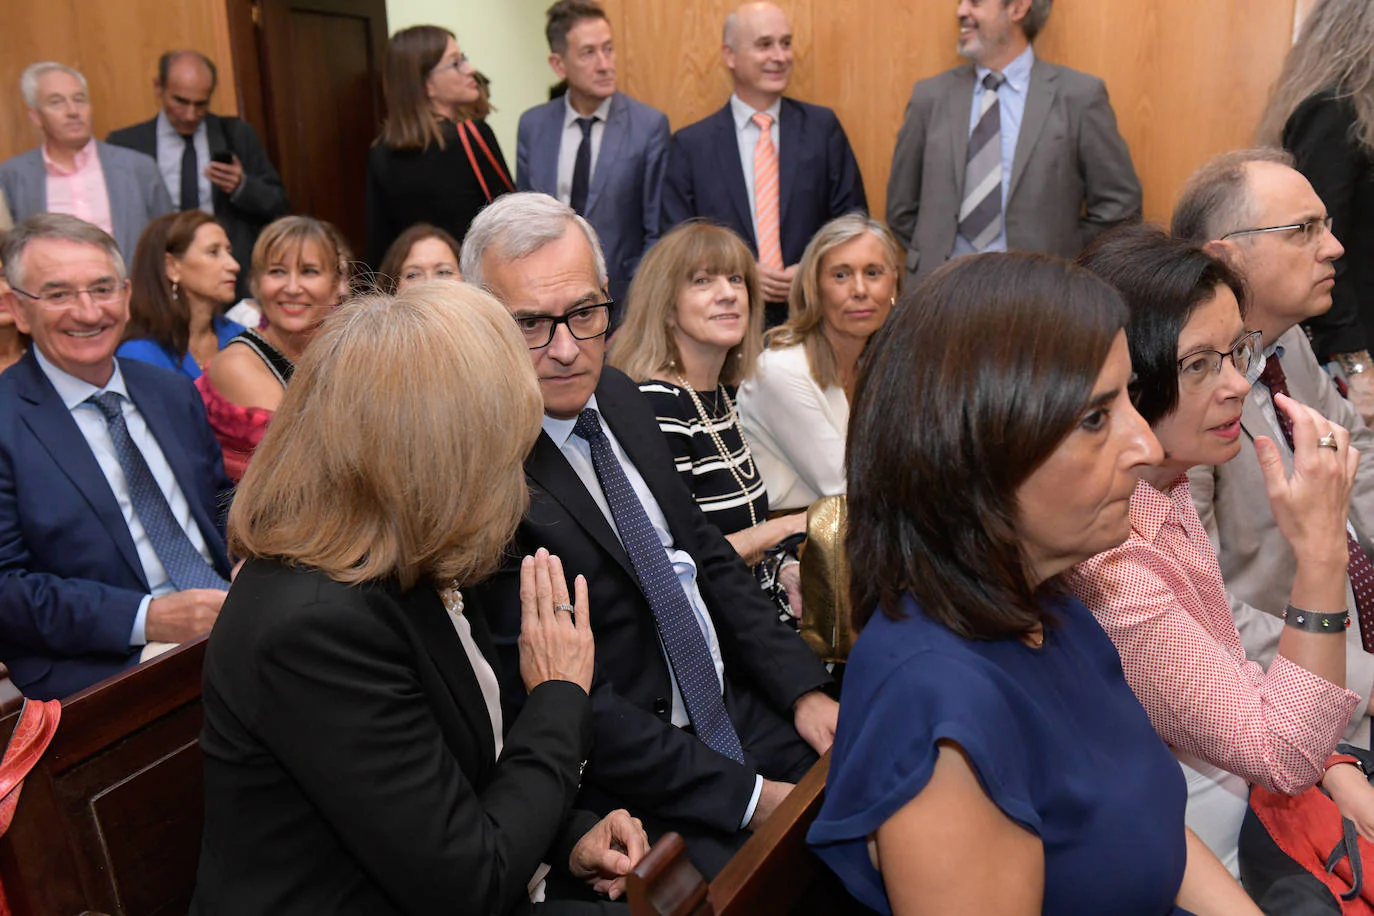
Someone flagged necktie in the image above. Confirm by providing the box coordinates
[179,133,199,212]
[86,392,228,592]
[573,408,745,763]
[570,116,597,216]
[1257,357,1374,651]
[751,112,783,272]
[958,72,1006,252]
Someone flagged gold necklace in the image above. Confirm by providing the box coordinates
[676,373,759,528]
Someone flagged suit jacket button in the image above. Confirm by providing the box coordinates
[653,697,668,716]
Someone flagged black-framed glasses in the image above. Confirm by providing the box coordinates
[516,301,613,349]
[1178,329,1264,392]
[11,279,127,311]
[1219,215,1333,245]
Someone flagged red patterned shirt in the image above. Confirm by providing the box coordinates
[1074,476,1359,795]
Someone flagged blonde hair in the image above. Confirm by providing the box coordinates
[610,222,764,386]
[228,282,543,589]
[249,215,344,303]
[764,214,902,390]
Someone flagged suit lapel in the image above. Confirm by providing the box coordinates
[534,102,562,198]
[205,114,230,218]
[712,105,756,247]
[1241,375,1294,473]
[524,431,637,581]
[405,586,499,771]
[1009,60,1058,202]
[96,142,135,257]
[777,99,800,233]
[586,94,626,216]
[949,66,977,199]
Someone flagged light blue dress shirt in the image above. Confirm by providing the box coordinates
[156,111,214,215]
[729,94,783,241]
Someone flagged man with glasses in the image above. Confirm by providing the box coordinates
[1175,148,1374,742]
[462,192,836,880]
[0,214,232,700]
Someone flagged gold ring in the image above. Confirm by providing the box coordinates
[1319,431,1340,450]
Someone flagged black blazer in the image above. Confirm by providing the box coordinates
[468,368,830,835]
[1285,90,1374,361]
[192,560,598,915]
[106,113,290,301]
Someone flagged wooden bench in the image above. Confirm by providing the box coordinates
[0,637,208,916]
[627,752,865,916]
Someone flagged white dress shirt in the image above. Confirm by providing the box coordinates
[729,93,783,241]
[155,111,213,215]
[556,95,615,206]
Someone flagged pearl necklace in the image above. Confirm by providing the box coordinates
[675,373,760,528]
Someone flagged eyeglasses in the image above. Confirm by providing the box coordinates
[1177,329,1264,392]
[431,53,470,75]
[1219,215,1333,245]
[516,302,613,349]
[11,279,127,310]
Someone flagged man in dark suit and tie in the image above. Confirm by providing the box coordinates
[661,2,866,325]
[0,214,232,700]
[107,51,289,300]
[461,192,837,878]
[516,0,669,324]
[887,0,1141,286]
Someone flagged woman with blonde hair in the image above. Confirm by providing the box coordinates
[737,213,901,512]
[192,282,647,914]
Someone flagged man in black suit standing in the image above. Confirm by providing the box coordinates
[462,191,837,878]
[107,51,289,299]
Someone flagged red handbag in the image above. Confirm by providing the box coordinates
[0,699,61,916]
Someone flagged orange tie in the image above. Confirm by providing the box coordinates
[752,112,783,271]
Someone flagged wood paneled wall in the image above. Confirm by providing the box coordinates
[600,0,1298,225]
[0,0,236,163]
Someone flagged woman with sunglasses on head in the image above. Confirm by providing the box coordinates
[1075,224,1369,879]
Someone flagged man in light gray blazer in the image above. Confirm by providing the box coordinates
[1177,148,1374,741]
[886,0,1140,285]
[0,63,171,262]
[516,0,669,324]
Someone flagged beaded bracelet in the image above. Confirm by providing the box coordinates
[1283,604,1351,633]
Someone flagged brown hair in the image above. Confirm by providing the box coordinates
[376,223,462,294]
[610,221,763,386]
[250,216,343,303]
[847,253,1127,639]
[228,282,544,589]
[545,0,609,54]
[378,25,455,152]
[1170,148,1295,243]
[124,210,222,359]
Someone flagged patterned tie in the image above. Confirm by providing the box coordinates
[1257,358,1374,651]
[751,112,784,272]
[570,116,597,216]
[86,393,228,592]
[958,72,1006,252]
[573,408,745,763]
[179,133,199,212]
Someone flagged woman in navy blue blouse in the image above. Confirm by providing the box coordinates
[807,253,1262,915]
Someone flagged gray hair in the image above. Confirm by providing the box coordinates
[459,192,607,291]
[1015,0,1054,42]
[1171,148,1296,243]
[1,213,126,292]
[723,11,740,49]
[20,62,88,109]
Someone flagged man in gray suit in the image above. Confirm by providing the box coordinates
[0,63,171,261]
[516,0,669,324]
[1176,148,1374,741]
[886,0,1140,285]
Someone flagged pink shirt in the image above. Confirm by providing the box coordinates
[42,139,113,237]
[1074,476,1359,795]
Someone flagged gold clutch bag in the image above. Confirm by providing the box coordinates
[799,495,854,663]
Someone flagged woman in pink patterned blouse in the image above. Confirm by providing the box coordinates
[1074,225,1371,877]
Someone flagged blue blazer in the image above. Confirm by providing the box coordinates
[661,98,867,268]
[516,92,670,314]
[0,352,233,699]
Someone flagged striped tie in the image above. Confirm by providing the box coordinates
[958,72,1006,252]
[752,112,784,271]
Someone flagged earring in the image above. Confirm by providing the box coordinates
[171,280,180,301]
[889,296,895,306]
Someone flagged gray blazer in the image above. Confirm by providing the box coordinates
[1189,326,1374,741]
[516,92,669,316]
[0,140,173,260]
[886,57,1141,285]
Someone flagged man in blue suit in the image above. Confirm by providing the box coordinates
[516,0,670,325]
[0,214,231,700]
[662,2,867,324]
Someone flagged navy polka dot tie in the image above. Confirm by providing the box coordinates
[1258,358,1374,652]
[86,392,228,592]
[573,408,745,763]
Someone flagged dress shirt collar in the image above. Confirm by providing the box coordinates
[730,93,783,132]
[41,137,97,176]
[976,43,1035,93]
[563,93,614,130]
[156,110,206,144]
[1129,474,1196,543]
[33,346,127,411]
[542,393,601,448]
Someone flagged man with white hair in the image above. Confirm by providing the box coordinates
[0,62,172,260]
[464,191,837,878]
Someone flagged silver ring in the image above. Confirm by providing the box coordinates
[554,603,575,617]
[1319,431,1340,450]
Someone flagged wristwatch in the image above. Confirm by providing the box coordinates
[1334,349,1373,377]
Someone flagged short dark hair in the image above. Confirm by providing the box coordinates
[1077,224,1249,426]
[847,252,1128,640]
[545,0,609,54]
[1012,0,1054,42]
[1171,148,1295,243]
[157,50,218,94]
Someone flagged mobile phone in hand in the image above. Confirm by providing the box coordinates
[211,150,234,165]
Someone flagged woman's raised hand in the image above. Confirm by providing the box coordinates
[518,548,594,694]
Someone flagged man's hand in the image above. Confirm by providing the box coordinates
[757,262,796,303]
[746,778,795,831]
[1324,762,1374,842]
[793,690,838,755]
[569,808,650,900]
[145,588,226,643]
[205,155,244,194]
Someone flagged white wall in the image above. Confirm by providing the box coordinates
[384,0,555,170]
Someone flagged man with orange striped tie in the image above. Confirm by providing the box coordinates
[662,2,867,327]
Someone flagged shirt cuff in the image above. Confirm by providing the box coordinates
[739,774,764,829]
[130,595,152,646]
